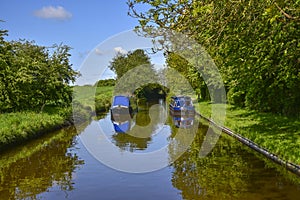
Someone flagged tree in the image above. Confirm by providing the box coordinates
[166,52,208,100]
[127,0,300,116]
[110,49,167,100]
[109,49,151,79]
[94,79,116,87]
[0,30,79,112]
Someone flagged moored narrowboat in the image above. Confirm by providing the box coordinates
[169,96,195,115]
[110,95,133,118]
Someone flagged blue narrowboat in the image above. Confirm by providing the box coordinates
[172,114,195,129]
[169,96,195,115]
[110,95,134,133]
[110,95,133,116]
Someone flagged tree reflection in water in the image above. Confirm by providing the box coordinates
[111,103,166,152]
[112,133,151,152]
[0,126,84,200]
[169,121,251,199]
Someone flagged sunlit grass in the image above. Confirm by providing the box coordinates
[73,85,113,112]
[73,85,97,110]
[0,107,71,149]
[195,101,300,164]
[95,86,113,112]
[0,85,114,149]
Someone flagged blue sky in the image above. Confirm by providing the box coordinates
[0,1,164,84]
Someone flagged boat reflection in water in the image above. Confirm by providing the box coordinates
[171,113,195,129]
[110,95,135,133]
[111,114,134,133]
[110,106,152,152]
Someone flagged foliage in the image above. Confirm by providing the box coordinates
[94,78,116,87]
[109,49,151,79]
[94,93,112,113]
[113,63,158,96]
[127,0,300,117]
[165,52,208,100]
[73,85,113,114]
[135,83,168,101]
[0,30,79,112]
[110,49,168,100]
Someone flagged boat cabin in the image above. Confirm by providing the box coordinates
[169,96,195,115]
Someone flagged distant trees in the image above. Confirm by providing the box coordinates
[0,29,78,112]
[128,0,300,117]
[95,79,116,87]
[109,49,152,79]
[109,49,167,100]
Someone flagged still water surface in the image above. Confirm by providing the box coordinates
[0,104,299,199]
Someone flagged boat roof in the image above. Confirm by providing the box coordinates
[112,95,130,107]
[171,96,192,100]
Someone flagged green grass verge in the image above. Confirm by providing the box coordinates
[0,85,113,149]
[0,106,72,150]
[95,86,113,112]
[73,85,113,113]
[194,101,300,165]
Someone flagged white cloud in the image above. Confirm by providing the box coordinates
[95,48,104,55]
[114,47,127,55]
[34,6,72,20]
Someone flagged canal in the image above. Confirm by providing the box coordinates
[0,103,299,200]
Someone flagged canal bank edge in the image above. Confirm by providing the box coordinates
[0,104,93,152]
[195,111,300,177]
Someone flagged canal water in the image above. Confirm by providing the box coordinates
[0,103,299,200]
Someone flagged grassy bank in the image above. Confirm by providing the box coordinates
[95,86,114,112]
[73,85,113,113]
[194,101,300,165]
[0,85,113,150]
[0,106,73,150]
